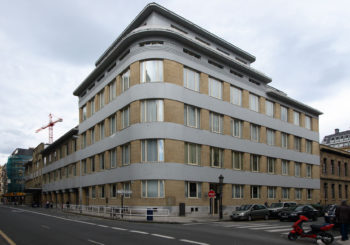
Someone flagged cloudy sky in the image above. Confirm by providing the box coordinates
[0,0,349,165]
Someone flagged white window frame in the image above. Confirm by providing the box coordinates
[99,121,105,140]
[90,128,95,145]
[208,78,222,99]
[141,139,164,162]
[249,93,259,112]
[295,188,302,200]
[232,151,243,170]
[90,157,95,172]
[251,185,261,199]
[250,124,260,142]
[267,158,275,174]
[123,182,131,198]
[232,184,244,199]
[281,106,288,122]
[82,105,87,121]
[141,100,164,122]
[109,80,116,101]
[265,100,274,117]
[231,118,242,138]
[184,143,201,165]
[122,144,130,166]
[185,181,201,198]
[307,189,312,200]
[266,129,275,146]
[230,86,242,106]
[281,133,288,149]
[110,149,117,168]
[210,112,223,133]
[140,60,163,83]
[282,160,289,175]
[295,162,301,177]
[121,69,130,92]
[90,98,95,116]
[109,115,116,135]
[141,180,164,198]
[99,90,105,109]
[268,186,276,199]
[210,147,223,168]
[293,111,300,126]
[183,67,200,92]
[306,140,312,154]
[305,116,311,130]
[250,155,260,172]
[282,188,289,199]
[184,104,200,128]
[91,186,96,199]
[121,106,130,129]
[294,136,301,152]
[99,153,105,170]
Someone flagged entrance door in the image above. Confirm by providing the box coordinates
[209,183,219,214]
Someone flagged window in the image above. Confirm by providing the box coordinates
[305,116,311,130]
[99,90,105,109]
[294,136,301,152]
[90,98,95,116]
[282,188,289,199]
[210,112,223,133]
[90,128,95,145]
[307,189,312,200]
[282,160,289,175]
[109,115,116,135]
[338,161,341,176]
[140,60,163,83]
[142,180,164,198]
[82,159,87,174]
[250,124,260,142]
[267,158,275,174]
[339,184,342,199]
[251,186,260,199]
[121,69,130,92]
[249,94,259,112]
[231,119,242,138]
[208,78,222,99]
[295,188,302,200]
[110,149,117,168]
[122,144,130,165]
[324,183,328,199]
[232,151,243,170]
[183,67,199,92]
[81,133,87,149]
[109,80,116,101]
[293,111,300,126]
[266,129,275,146]
[331,184,335,199]
[306,140,312,154]
[91,186,96,198]
[268,186,276,199]
[232,184,244,199]
[185,182,201,198]
[331,160,335,175]
[230,86,242,106]
[281,133,288,149]
[141,100,164,122]
[295,162,301,177]
[141,139,164,162]
[210,147,223,168]
[322,158,327,174]
[265,100,274,117]
[345,163,348,177]
[65,167,68,178]
[99,153,105,170]
[82,105,87,121]
[306,164,312,178]
[100,185,105,198]
[281,106,288,122]
[111,184,117,198]
[123,182,131,198]
[99,121,105,140]
[184,105,200,128]
[346,185,348,199]
[90,157,95,172]
[250,155,260,172]
[121,106,130,129]
[185,143,201,165]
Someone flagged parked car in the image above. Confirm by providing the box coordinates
[231,204,269,221]
[268,202,297,218]
[324,204,337,224]
[279,205,319,221]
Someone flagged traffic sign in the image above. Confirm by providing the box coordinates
[208,190,216,198]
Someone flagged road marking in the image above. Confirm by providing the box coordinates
[97,225,108,228]
[111,227,127,231]
[236,224,272,229]
[129,230,149,235]
[267,228,293,232]
[250,225,291,230]
[183,223,208,226]
[74,220,96,226]
[179,239,210,245]
[41,225,50,230]
[0,229,16,245]
[87,239,104,245]
[151,234,175,239]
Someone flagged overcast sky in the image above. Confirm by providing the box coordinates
[1,0,349,165]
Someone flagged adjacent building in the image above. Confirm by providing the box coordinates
[322,128,350,152]
[0,165,6,202]
[40,3,322,216]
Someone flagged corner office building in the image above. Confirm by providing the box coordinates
[41,3,322,215]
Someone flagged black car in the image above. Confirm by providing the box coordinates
[324,205,337,224]
[279,205,319,221]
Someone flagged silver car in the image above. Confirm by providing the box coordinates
[231,204,269,221]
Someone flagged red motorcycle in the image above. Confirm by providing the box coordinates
[288,215,335,244]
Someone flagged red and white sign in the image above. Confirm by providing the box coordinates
[208,190,216,198]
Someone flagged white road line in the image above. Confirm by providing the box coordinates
[250,225,291,230]
[151,234,175,239]
[180,239,210,245]
[224,224,246,227]
[236,224,273,229]
[87,239,105,245]
[97,225,108,228]
[183,223,208,226]
[112,227,127,231]
[129,230,149,235]
[74,221,96,226]
[267,228,293,232]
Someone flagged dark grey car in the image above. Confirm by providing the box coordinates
[231,204,269,221]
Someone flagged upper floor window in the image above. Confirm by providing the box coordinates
[109,80,116,101]
[305,116,312,130]
[281,106,288,122]
[306,164,312,178]
[250,155,260,172]
[294,136,301,152]
[140,60,163,83]
[141,139,164,162]
[90,98,95,116]
[99,121,105,140]
[232,184,244,199]
[250,124,260,142]
[306,140,312,154]
[281,132,288,149]
[232,151,243,170]
[90,128,95,145]
[293,111,300,126]
[249,94,259,112]
[295,188,302,200]
[266,129,275,146]
[121,106,130,129]
[110,149,117,168]
[208,78,222,99]
[210,147,223,168]
[81,133,87,149]
[267,157,275,174]
[109,115,116,135]
[184,105,200,128]
[99,153,105,170]
[99,89,105,109]
[331,160,335,175]
[282,187,289,199]
[265,100,274,117]
[295,162,301,177]
[82,105,87,121]
[230,86,242,106]
[231,118,242,138]
[122,143,130,166]
[185,143,201,165]
[183,67,199,92]
[141,100,164,122]
[282,160,289,175]
[209,112,223,134]
[121,69,130,92]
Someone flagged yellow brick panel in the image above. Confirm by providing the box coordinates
[164,60,183,86]
[200,73,208,95]
[164,99,183,124]
[130,61,140,87]
[165,139,184,163]
[242,90,249,109]
[223,82,230,103]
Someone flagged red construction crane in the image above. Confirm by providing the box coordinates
[35,113,63,144]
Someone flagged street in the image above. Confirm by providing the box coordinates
[0,205,340,245]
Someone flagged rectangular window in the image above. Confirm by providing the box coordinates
[230,86,242,106]
[121,106,130,129]
[331,184,335,199]
[184,105,200,128]
[109,115,116,135]
[111,184,117,198]
[121,69,130,92]
[293,111,300,126]
[142,180,164,198]
[306,164,312,178]
[99,121,105,140]
[208,78,222,99]
[345,163,348,177]
[209,112,223,133]
[232,184,244,199]
[99,90,105,109]
[307,189,312,200]
[232,151,243,170]
[185,182,201,198]
[266,129,275,146]
[231,118,242,138]
[82,159,87,174]
[90,128,95,145]
[338,161,341,176]
[324,183,328,199]
[109,80,116,101]
[281,133,288,148]
[249,94,259,112]
[250,124,260,142]
[140,60,163,83]
[294,136,301,152]
[322,158,327,174]
[305,116,311,130]
[184,143,201,165]
[210,147,223,168]
[295,188,302,200]
[183,67,200,92]
[306,140,312,154]
[295,162,301,177]
[282,188,289,199]
[123,182,131,198]
[122,144,130,165]
[81,133,87,149]
[141,100,164,122]
[346,185,348,199]
[110,149,117,168]
[99,153,105,170]
[265,100,274,117]
[141,139,164,162]
[281,106,288,122]
[82,105,87,121]
[339,184,342,199]
[268,186,276,199]
[267,158,275,174]
[331,160,335,175]
[100,185,105,198]
[91,186,96,198]
[250,155,260,172]
[251,186,260,199]
[90,98,95,116]
[90,157,95,172]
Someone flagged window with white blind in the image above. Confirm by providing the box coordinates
[282,188,289,199]
[281,106,288,122]
[230,86,242,106]
[250,124,260,142]
[266,129,275,146]
[232,184,244,199]
[249,94,259,112]
[109,80,116,101]
[232,151,243,170]
[109,115,116,135]
[184,143,201,165]
[208,78,222,99]
[282,160,289,175]
[267,158,275,174]
[183,67,200,92]
[141,139,164,162]
[184,105,200,128]
[268,187,276,199]
[295,188,302,200]
[142,180,164,198]
[265,100,274,117]
[293,111,300,126]
[210,112,223,133]
[140,60,163,83]
[295,162,301,177]
[294,136,301,152]
[306,140,312,154]
[250,155,260,172]
[122,144,130,166]
[99,90,105,109]
[121,106,130,129]
[121,69,130,92]
[210,147,223,168]
[281,133,288,149]
[99,121,105,140]
[305,116,312,130]
[110,149,117,168]
[141,100,164,122]
[231,118,242,138]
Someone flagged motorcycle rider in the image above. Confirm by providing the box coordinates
[335,200,350,241]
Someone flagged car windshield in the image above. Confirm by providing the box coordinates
[270,203,283,208]
[295,206,306,211]
[238,205,252,211]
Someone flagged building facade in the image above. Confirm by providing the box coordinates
[322,128,350,152]
[0,165,6,201]
[320,144,350,205]
[41,3,322,215]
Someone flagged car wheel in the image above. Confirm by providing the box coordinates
[264,214,269,220]
[248,215,252,221]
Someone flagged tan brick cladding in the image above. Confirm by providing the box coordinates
[223,82,230,102]
[164,60,183,86]
[130,61,140,87]
[242,90,249,109]
[130,101,140,125]
[164,139,183,163]
[200,73,208,94]
[164,99,183,124]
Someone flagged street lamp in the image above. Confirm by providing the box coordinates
[218,174,224,219]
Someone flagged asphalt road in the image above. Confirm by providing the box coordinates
[0,205,340,245]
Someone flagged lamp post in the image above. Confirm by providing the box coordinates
[218,174,224,219]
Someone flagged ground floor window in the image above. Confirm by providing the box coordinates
[185,181,201,198]
[307,189,312,200]
[232,184,244,199]
[295,188,302,200]
[142,180,164,198]
[111,184,117,198]
[251,185,260,199]
[267,186,276,199]
[282,188,289,199]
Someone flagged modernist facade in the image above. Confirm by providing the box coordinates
[320,144,350,205]
[40,3,322,215]
[322,129,350,152]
